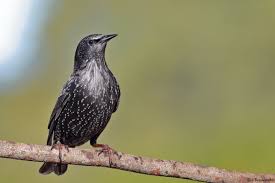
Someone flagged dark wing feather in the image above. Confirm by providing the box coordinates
[112,84,120,113]
[47,92,70,145]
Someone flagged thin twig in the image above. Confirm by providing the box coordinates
[0,140,274,182]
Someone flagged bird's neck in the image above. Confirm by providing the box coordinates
[92,56,110,74]
[76,58,111,83]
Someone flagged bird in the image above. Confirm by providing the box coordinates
[39,34,120,175]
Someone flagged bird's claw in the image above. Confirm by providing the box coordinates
[93,144,114,167]
[51,143,69,152]
[93,144,113,156]
[51,143,69,163]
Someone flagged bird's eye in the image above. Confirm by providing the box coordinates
[88,39,100,46]
[88,40,93,46]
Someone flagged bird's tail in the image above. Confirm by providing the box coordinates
[39,162,68,175]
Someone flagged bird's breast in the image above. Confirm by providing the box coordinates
[79,68,111,98]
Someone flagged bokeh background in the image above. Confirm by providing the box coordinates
[1,0,275,182]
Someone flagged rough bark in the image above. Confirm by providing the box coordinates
[0,140,274,182]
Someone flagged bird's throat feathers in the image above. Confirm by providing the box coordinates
[76,60,111,95]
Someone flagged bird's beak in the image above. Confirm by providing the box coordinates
[102,34,117,42]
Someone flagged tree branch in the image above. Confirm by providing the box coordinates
[0,140,274,183]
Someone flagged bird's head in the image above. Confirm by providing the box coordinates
[74,34,117,71]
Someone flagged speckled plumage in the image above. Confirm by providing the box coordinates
[39,34,120,175]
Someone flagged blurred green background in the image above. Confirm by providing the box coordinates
[1,0,275,182]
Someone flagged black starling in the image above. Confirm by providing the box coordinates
[39,34,120,175]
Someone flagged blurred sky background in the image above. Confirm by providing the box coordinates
[1,1,275,183]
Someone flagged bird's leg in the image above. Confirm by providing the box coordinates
[92,143,115,167]
[51,142,69,163]
[92,143,113,156]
